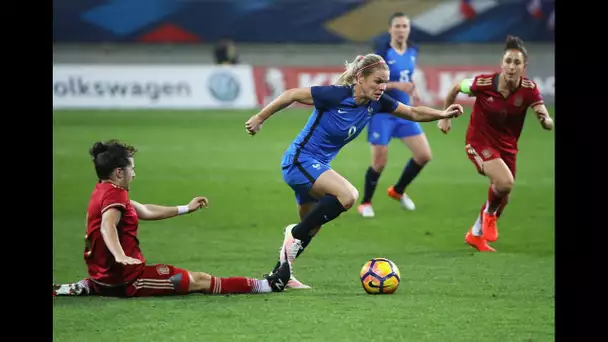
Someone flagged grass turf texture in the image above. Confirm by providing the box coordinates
[53,107,554,341]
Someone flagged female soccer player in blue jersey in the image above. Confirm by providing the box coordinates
[358,12,429,218]
[245,53,463,289]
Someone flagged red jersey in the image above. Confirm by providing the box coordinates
[84,182,145,286]
[465,73,544,154]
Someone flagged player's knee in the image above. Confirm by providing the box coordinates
[413,151,432,166]
[188,272,212,292]
[371,146,388,172]
[338,186,359,210]
[494,177,514,194]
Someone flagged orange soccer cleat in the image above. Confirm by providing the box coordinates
[465,229,496,252]
[387,186,416,211]
[482,212,499,242]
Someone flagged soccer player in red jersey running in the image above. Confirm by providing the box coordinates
[53,140,290,297]
[438,36,554,252]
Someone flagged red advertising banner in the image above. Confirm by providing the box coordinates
[253,65,554,107]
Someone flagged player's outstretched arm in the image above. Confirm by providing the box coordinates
[438,79,470,134]
[101,208,142,265]
[386,81,415,94]
[245,88,313,135]
[531,103,554,130]
[130,197,209,221]
[391,102,463,122]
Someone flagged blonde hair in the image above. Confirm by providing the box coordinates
[335,53,388,86]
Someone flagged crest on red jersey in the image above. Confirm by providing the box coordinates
[156,265,170,275]
[481,149,492,159]
[514,95,523,107]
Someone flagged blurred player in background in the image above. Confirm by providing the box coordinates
[438,36,554,252]
[245,54,463,288]
[214,37,239,65]
[358,12,430,218]
[53,140,290,297]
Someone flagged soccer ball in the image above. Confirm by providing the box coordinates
[360,258,401,294]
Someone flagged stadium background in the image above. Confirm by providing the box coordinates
[53,1,555,341]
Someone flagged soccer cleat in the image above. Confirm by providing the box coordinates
[265,262,291,292]
[465,229,496,252]
[357,203,375,218]
[287,275,312,289]
[53,278,92,296]
[482,212,499,242]
[387,186,416,211]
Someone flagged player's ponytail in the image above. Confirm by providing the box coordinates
[89,141,109,159]
[335,55,363,86]
[335,54,388,86]
[504,35,528,62]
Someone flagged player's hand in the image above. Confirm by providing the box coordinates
[441,104,463,119]
[438,119,452,134]
[115,255,142,265]
[541,117,554,130]
[187,196,209,212]
[245,114,264,136]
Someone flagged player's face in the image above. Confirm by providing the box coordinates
[389,16,410,44]
[116,157,136,189]
[361,69,389,101]
[501,50,526,83]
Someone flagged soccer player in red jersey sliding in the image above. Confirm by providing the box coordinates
[437,36,554,252]
[53,140,290,297]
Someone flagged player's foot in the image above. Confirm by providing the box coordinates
[482,212,499,242]
[262,272,312,289]
[357,203,375,218]
[265,262,290,292]
[287,275,312,289]
[465,229,496,252]
[387,186,416,211]
[53,278,92,296]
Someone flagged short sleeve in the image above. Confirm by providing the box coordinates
[528,85,544,108]
[101,187,129,214]
[379,93,399,113]
[310,85,349,110]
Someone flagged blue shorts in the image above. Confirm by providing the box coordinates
[281,152,331,205]
[367,113,423,146]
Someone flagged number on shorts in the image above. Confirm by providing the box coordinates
[345,126,357,141]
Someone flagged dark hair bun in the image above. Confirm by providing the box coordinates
[89,141,108,158]
[505,35,523,50]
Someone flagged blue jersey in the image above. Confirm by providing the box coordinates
[283,85,399,165]
[375,42,418,107]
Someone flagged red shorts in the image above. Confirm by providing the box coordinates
[91,264,191,297]
[465,143,517,178]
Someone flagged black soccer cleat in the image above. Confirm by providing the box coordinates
[265,262,290,292]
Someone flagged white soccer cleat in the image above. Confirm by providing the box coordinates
[287,275,312,289]
[357,203,375,218]
[400,193,416,211]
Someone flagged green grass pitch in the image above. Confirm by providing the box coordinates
[53,107,555,342]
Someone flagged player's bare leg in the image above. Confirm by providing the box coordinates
[479,158,514,242]
[53,278,93,296]
[189,263,290,294]
[359,144,388,218]
[387,134,432,211]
